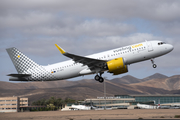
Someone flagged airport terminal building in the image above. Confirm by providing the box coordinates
[84,94,180,109]
[115,94,180,105]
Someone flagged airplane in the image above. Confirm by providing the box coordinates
[137,103,158,109]
[6,40,173,83]
[71,104,95,110]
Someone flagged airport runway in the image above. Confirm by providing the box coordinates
[1,109,180,120]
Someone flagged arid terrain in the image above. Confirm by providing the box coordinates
[0,73,180,103]
[1,73,180,120]
[1,109,180,120]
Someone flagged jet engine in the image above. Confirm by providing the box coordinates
[106,57,128,75]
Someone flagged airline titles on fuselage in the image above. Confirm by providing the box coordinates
[113,43,144,53]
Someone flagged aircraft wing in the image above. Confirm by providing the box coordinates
[55,44,107,70]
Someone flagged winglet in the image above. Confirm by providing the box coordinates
[55,44,66,54]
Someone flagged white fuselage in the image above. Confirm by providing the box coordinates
[71,105,91,110]
[137,103,157,109]
[41,40,173,81]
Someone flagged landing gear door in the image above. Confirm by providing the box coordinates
[146,41,153,52]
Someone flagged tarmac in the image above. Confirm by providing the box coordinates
[1,109,180,120]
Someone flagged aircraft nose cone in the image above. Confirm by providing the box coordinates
[169,44,174,51]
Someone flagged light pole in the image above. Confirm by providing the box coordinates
[104,77,106,110]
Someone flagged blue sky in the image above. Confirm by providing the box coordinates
[0,0,180,82]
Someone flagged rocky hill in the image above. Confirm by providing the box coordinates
[0,73,179,103]
[130,75,180,91]
[142,73,168,81]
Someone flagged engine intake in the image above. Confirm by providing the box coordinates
[107,57,128,75]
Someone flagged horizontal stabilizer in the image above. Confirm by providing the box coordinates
[7,74,31,77]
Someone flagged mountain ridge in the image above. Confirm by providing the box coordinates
[0,73,179,103]
[142,73,168,81]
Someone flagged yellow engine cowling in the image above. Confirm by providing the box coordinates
[107,57,128,75]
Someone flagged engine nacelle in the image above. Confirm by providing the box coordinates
[107,57,128,75]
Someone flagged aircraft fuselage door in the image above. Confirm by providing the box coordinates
[146,41,153,52]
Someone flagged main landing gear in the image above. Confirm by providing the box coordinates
[94,72,104,83]
[151,59,157,68]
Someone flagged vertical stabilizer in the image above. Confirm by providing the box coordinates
[6,47,55,81]
[6,47,40,74]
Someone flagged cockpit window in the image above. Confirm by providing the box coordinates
[158,42,166,45]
